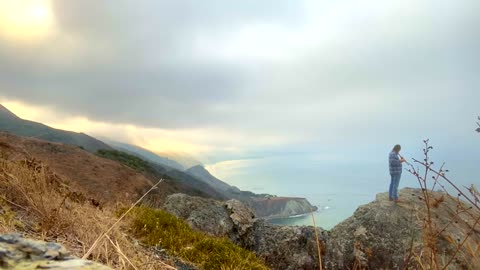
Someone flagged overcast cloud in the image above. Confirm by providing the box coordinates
[0,0,479,161]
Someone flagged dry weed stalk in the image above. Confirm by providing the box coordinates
[405,139,480,270]
[82,178,164,260]
[310,207,323,270]
[0,158,174,269]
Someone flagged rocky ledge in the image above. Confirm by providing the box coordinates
[249,197,317,219]
[324,187,480,269]
[163,193,325,270]
[0,234,112,269]
[164,188,480,270]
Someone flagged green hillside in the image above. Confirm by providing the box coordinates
[0,104,112,152]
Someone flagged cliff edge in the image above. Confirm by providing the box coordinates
[249,197,317,219]
[325,187,480,269]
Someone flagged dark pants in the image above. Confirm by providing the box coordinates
[389,174,401,200]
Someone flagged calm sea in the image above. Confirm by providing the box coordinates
[206,150,476,230]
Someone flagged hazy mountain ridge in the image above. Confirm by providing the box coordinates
[103,139,185,171]
[157,151,202,169]
[186,165,239,192]
[0,132,226,204]
[0,104,112,153]
[0,104,317,218]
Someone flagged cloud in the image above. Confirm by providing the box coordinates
[0,0,479,158]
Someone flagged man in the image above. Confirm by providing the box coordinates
[389,144,406,202]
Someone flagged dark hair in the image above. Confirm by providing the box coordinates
[392,144,401,152]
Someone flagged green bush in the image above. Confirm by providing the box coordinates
[97,149,151,172]
[129,207,268,270]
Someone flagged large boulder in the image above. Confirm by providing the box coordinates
[163,193,236,237]
[163,193,256,244]
[0,234,112,269]
[251,219,325,270]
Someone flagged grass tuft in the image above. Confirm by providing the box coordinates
[0,157,174,269]
[129,206,268,270]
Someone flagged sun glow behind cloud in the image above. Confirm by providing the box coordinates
[1,100,287,161]
[0,0,54,42]
[1,100,212,154]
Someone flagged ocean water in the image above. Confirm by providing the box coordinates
[206,148,477,230]
[267,193,375,230]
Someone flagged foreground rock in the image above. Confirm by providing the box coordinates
[163,193,324,270]
[325,188,480,269]
[249,220,324,270]
[0,234,112,269]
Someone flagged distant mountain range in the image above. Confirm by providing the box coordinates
[186,165,240,192]
[103,139,186,171]
[0,104,112,153]
[0,103,316,218]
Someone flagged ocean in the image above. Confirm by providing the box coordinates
[206,149,477,230]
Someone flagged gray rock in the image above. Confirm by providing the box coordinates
[163,193,324,270]
[324,187,480,270]
[251,219,324,270]
[249,197,318,219]
[163,188,480,270]
[0,234,112,269]
[163,193,234,237]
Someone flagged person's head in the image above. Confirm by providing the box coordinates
[392,144,401,153]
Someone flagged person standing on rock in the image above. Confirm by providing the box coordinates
[389,144,406,202]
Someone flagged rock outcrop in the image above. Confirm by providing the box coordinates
[325,188,480,270]
[0,234,112,269]
[163,193,324,270]
[164,188,480,270]
[184,164,316,219]
[249,220,325,270]
[249,197,317,219]
[163,193,237,237]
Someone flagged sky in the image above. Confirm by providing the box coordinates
[0,0,479,176]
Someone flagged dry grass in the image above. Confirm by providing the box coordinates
[0,157,175,269]
[405,140,480,270]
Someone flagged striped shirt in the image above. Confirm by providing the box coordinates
[389,151,402,175]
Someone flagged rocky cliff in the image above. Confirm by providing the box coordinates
[249,197,317,219]
[185,164,317,219]
[0,234,112,269]
[162,188,480,270]
[324,187,480,269]
[163,193,325,270]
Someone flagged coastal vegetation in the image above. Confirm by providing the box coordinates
[0,153,269,269]
[97,149,152,173]
[127,207,267,270]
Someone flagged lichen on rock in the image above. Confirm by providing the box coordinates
[0,234,112,269]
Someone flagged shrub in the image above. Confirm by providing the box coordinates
[97,149,151,172]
